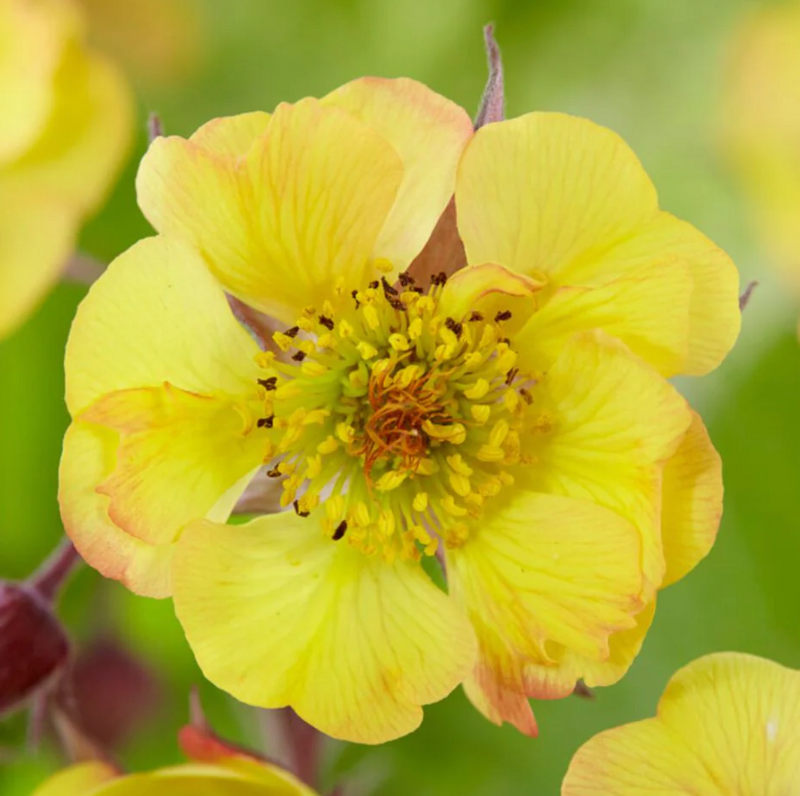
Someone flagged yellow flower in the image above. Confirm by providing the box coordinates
[562,652,800,794]
[59,79,740,742]
[33,758,316,796]
[0,0,132,339]
[724,1,800,294]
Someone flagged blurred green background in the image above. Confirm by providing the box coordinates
[2,0,799,794]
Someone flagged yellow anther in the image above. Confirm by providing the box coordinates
[476,444,505,463]
[440,493,468,517]
[480,325,497,348]
[353,502,371,527]
[316,332,334,350]
[297,340,316,355]
[463,352,484,369]
[424,537,439,556]
[374,469,407,492]
[446,454,473,477]
[322,300,335,318]
[531,412,554,433]
[465,492,484,507]
[395,364,422,388]
[371,358,393,378]
[297,317,315,332]
[317,436,339,455]
[261,441,276,462]
[470,404,492,424]
[449,472,472,497]
[325,494,345,521]
[357,341,378,360]
[274,381,302,400]
[374,258,394,274]
[302,409,330,426]
[277,461,296,475]
[389,333,410,352]
[254,351,276,368]
[408,317,423,340]
[478,477,502,497]
[416,458,438,475]
[464,378,490,400]
[422,421,466,444]
[272,332,294,352]
[504,389,520,413]
[413,492,429,513]
[363,305,380,330]
[305,455,322,479]
[416,295,434,313]
[412,525,432,545]
[496,348,517,373]
[498,471,515,486]
[279,490,294,508]
[349,368,368,389]
[438,326,458,347]
[301,360,328,377]
[297,494,320,514]
[303,306,316,317]
[503,430,521,462]
[444,522,470,549]
[377,511,396,539]
[336,422,355,444]
[489,419,510,448]
[338,319,354,338]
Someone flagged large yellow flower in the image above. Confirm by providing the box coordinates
[33,758,316,796]
[59,78,740,743]
[562,652,800,794]
[0,0,131,339]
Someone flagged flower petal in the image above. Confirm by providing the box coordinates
[59,422,174,598]
[516,257,693,377]
[173,514,476,744]
[188,111,271,158]
[0,188,75,339]
[523,331,692,597]
[447,491,642,734]
[323,77,472,271]
[137,99,404,323]
[455,113,739,376]
[563,653,800,795]
[32,761,118,796]
[662,411,722,588]
[65,235,261,416]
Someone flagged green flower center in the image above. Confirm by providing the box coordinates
[254,271,534,562]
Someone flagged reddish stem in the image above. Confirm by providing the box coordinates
[280,708,323,789]
[30,540,82,603]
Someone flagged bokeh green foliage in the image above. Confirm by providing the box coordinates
[2,1,799,793]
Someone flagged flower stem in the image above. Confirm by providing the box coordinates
[30,540,82,603]
[280,708,323,789]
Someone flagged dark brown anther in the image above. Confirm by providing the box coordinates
[266,467,282,478]
[351,289,360,308]
[257,416,274,429]
[318,315,334,330]
[409,285,424,294]
[368,280,380,289]
[468,311,484,322]
[398,272,416,287]
[519,388,533,405]
[284,326,300,338]
[332,521,348,541]
[258,377,278,391]
[291,351,306,362]
[444,317,463,338]
[498,336,510,344]
[389,298,405,312]
[293,501,310,518]
[505,367,519,386]
[430,271,448,286]
[494,310,512,322]
[381,277,398,296]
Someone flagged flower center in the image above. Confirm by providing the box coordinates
[252,269,534,562]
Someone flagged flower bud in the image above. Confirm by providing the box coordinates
[0,582,70,715]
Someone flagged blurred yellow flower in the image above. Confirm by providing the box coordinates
[59,78,740,742]
[0,0,132,339]
[725,1,800,293]
[562,652,800,794]
[33,757,316,796]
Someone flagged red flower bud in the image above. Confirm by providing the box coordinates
[0,582,70,715]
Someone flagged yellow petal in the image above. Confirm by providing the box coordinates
[78,383,264,546]
[59,422,174,597]
[65,235,261,416]
[189,111,271,158]
[447,491,642,734]
[323,77,472,272]
[563,653,800,795]
[516,257,693,377]
[32,761,117,796]
[173,514,476,744]
[524,331,692,598]
[661,411,722,587]
[455,113,739,376]
[137,99,404,323]
[0,188,75,339]
[456,112,657,280]
[437,262,545,332]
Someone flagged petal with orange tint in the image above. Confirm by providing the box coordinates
[323,77,472,271]
[563,653,800,795]
[447,491,642,735]
[0,188,75,339]
[173,514,476,744]
[516,257,693,377]
[661,411,722,587]
[523,331,692,597]
[65,235,261,416]
[137,99,404,323]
